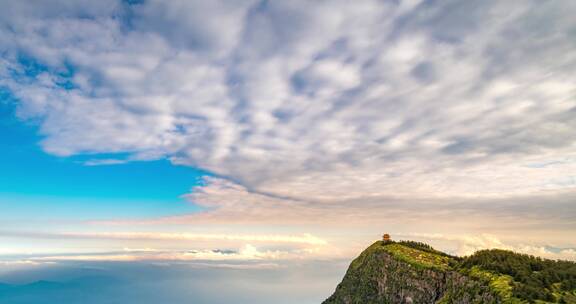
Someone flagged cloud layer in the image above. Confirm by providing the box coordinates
[1,0,575,256]
[0,260,345,304]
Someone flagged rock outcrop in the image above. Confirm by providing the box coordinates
[323,241,499,304]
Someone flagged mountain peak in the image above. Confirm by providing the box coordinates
[324,240,576,304]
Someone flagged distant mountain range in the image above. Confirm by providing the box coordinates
[0,276,119,304]
[324,240,576,304]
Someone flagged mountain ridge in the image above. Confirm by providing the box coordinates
[324,240,576,304]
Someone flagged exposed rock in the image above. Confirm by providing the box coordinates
[323,242,499,304]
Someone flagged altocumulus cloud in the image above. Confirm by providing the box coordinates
[1,0,576,247]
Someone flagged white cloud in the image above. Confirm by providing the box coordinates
[0,230,336,263]
[83,158,129,166]
[28,244,288,262]
[0,230,327,246]
[1,0,576,252]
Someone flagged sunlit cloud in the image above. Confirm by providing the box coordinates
[0,230,327,246]
[27,244,285,262]
[1,244,332,264]
[72,231,328,246]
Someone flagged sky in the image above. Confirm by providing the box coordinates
[0,0,575,303]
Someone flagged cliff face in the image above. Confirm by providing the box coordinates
[323,241,499,304]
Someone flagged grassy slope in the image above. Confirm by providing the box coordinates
[382,242,451,271]
[466,266,525,304]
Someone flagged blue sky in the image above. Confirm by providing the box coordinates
[1,92,206,219]
[0,0,575,303]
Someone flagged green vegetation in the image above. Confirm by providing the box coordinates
[395,240,456,258]
[465,266,526,303]
[382,242,451,270]
[461,249,576,303]
[325,240,576,304]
